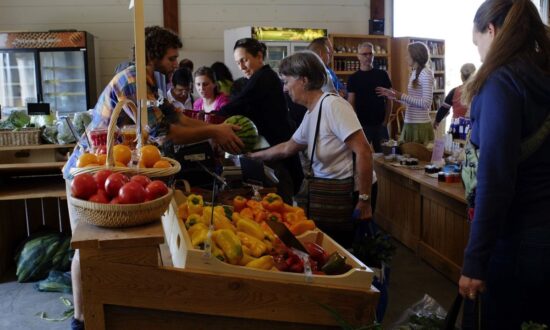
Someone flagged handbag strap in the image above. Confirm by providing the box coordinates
[308,93,332,177]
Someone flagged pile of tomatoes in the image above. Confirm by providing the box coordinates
[71,170,169,204]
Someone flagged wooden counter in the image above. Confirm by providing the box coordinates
[72,219,379,329]
[374,158,470,282]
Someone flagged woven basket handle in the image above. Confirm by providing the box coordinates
[105,99,139,167]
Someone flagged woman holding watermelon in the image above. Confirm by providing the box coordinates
[249,51,374,247]
[220,38,303,204]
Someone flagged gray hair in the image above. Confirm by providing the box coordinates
[358,42,374,51]
[279,51,327,91]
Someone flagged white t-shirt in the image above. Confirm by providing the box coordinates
[292,93,362,179]
[167,89,193,111]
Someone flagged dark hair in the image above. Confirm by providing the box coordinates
[179,58,194,72]
[211,62,234,83]
[171,68,193,87]
[407,42,430,88]
[307,37,328,53]
[463,0,550,103]
[234,38,267,59]
[144,26,182,62]
[279,51,326,91]
[194,66,219,95]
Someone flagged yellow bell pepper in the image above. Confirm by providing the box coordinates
[236,217,265,240]
[212,229,243,265]
[237,232,267,257]
[185,213,204,229]
[187,194,204,215]
[187,222,208,238]
[190,225,208,248]
[211,242,226,262]
[245,255,274,270]
[238,246,258,266]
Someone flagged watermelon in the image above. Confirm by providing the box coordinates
[224,115,259,153]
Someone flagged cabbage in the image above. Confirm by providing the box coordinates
[5,110,30,128]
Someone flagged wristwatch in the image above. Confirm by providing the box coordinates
[358,194,370,202]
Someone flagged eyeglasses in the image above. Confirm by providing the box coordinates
[359,52,374,56]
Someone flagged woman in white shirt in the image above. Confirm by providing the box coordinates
[376,42,435,144]
[250,51,373,247]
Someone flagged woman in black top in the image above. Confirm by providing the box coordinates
[220,38,303,203]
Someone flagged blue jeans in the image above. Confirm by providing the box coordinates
[463,223,550,329]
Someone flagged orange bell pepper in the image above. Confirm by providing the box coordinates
[283,212,303,225]
[246,199,261,210]
[261,193,284,213]
[240,207,255,220]
[233,195,247,212]
[289,220,316,236]
[266,212,282,222]
[253,209,267,223]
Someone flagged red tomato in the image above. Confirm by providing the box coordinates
[118,182,146,204]
[93,169,113,190]
[88,189,110,204]
[145,180,168,201]
[110,196,121,204]
[130,175,152,188]
[71,174,97,200]
[104,173,129,198]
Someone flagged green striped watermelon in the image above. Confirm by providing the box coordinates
[224,115,259,153]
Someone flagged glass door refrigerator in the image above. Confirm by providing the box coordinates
[0,31,97,117]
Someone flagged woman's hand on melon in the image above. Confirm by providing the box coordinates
[213,123,244,154]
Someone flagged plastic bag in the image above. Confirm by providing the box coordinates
[56,119,77,144]
[41,124,59,144]
[391,294,454,330]
[73,111,92,136]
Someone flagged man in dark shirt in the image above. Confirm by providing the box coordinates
[347,42,392,152]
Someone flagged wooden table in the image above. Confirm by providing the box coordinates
[72,219,379,329]
[374,158,470,282]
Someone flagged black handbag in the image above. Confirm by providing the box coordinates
[296,94,355,232]
[444,294,482,330]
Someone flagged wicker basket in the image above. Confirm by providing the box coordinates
[68,189,173,228]
[68,99,181,178]
[0,128,41,146]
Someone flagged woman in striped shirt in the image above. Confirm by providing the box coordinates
[376,42,434,144]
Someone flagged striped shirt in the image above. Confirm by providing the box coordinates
[400,67,434,123]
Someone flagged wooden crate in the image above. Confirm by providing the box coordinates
[161,199,375,291]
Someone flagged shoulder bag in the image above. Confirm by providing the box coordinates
[296,94,355,232]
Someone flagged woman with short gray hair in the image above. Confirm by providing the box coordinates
[250,51,374,248]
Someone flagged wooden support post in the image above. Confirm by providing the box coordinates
[163,0,179,34]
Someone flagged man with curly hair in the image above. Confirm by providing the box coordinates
[66,26,243,330]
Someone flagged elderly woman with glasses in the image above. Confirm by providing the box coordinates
[249,51,373,247]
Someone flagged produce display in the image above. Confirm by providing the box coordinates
[76,144,173,169]
[223,115,259,153]
[176,193,353,275]
[70,172,169,204]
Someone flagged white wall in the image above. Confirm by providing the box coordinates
[0,0,371,91]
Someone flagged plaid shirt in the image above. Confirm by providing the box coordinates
[63,66,176,179]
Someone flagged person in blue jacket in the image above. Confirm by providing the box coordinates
[458,0,550,328]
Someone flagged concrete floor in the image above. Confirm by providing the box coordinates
[0,240,457,329]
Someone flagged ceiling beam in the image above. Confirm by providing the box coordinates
[163,0,179,34]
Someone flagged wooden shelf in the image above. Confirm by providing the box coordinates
[0,161,66,172]
[0,143,75,152]
[334,70,355,75]
[0,176,66,200]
